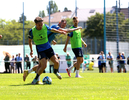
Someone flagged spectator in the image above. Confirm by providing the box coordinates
[15,54,18,73]
[24,54,31,70]
[49,60,54,73]
[10,55,15,73]
[117,52,126,73]
[107,52,114,73]
[97,53,102,73]
[3,53,11,73]
[87,60,94,70]
[121,52,126,73]
[66,52,71,68]
[82,57,89,72]
[17,53,23,73]
[99,51,106,73]
[127,55,129,65]
[32,55,39,66]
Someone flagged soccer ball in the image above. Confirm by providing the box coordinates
[42,76,52,84]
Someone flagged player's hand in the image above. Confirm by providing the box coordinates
[0,35,2,39]
[62,31,67,35]
[30,51,33,57]
[63,48,67,52]
[52,40,57,45]
[78,27,82,30]
[84,43,87,48]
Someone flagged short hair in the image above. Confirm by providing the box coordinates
[73,17,78,20]
[61,19,67,23]
[34,17,43,23]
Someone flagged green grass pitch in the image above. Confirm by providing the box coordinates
[0,71,129,100]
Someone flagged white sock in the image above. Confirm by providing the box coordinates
[38,76,40,81]
[68,65,74,71]
[76,70,79,76]
[28,68,33,74]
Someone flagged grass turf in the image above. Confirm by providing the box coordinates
[0,72,129,100]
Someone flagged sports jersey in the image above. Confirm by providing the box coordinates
[68,26,82,49]
[47,25,60,43]
[28,24,52,52]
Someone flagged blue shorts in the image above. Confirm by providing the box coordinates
[72,48,83,58]
[37,47,55,60]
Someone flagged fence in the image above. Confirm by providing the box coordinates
[0,59,129,73]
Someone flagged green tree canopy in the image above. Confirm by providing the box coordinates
[38,10,45,18]
[83,12,129,41]
[47,0,58,15]
[0,19,35,45]
[19,13,27,23]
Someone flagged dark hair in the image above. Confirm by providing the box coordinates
[61,19,67,23]
[34,17,43,23]
[73,17,78,20]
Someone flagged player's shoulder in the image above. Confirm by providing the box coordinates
[51,25,60,29]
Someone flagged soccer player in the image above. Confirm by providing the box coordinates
[0,35,2,39]
[63,17,87,78]
[28,17,67,84]
[23,18,82,83]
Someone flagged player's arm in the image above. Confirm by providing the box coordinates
[51,28,66,35]
[28,29,33,57]
[63,36,70,52]
[59,27,82,33]
[52,40,57,45]
[81,38,87,47]
[28,39,33,57]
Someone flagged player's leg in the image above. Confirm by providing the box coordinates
[66,62,76,77]
[45,47,62,79]
[23,64,39,81]
[50,55,62,79]
[75,57,83,77]
[32,58,47,84]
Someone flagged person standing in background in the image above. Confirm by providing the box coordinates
[17,53,23,73]
[4,53,11,73]
[117,52,126,73]
[107,52,114,73]
[66,52,71,68]
[97,52,102,73]
[99,51,106,73]
[24,54,31,70]
[10,55,15,73]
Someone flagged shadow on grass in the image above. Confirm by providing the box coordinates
[9,83,39,86]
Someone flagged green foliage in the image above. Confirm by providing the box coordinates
[0,73,129,100]
[47,0,58,15]
[65,18,73,28]
[19,13,27,23]
[38,10,45,18]
[0,19,35,45]
[83,12,129,40]
[64,7,68,12]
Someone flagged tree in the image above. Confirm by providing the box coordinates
[0,19,35,45]
[83,13,104,38]
[19,13,27,23]
[38,10,45,18]
[65,18,73,28]
[47,0,58,15]
[64,7,68,12]
[83,12,128,41]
